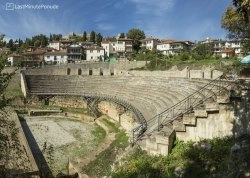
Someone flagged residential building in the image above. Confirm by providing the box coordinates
[213,39,225,56]
[44,51,67,64]
[226,40,243,56]
[101,41,116,57]
[141,37,159,50]
[48,41,60,50]
[116,38,133,58]
[0,47,10,55]
[7,53,22,66]
[157,40,193,55]
[221,48,235,58]
[60,39,73,50]
[86,46,105,61]
[67,44,84,62]
[23,49,46,66]
[79,41,94,49]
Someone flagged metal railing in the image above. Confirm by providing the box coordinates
[132,76,234,143]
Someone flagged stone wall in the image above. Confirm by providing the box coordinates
[176,105,234,142]
[98,101,136,134]
[14,112,40,175]
[20,72,28,98]
[48,96,87,108]
[22,63,223,80]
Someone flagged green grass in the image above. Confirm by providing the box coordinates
[4,87,22,99]
[102,118,120,133]
[92,123,106,145]
[84,119,129,177]
[111,136,239,178]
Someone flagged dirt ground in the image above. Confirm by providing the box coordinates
[23,115,100,175]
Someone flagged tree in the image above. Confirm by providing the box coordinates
[7,39,16,51]
[232,0,250,23]
[95,33,103,46]
[222,2,250,51]
[34,39,41,47]
[0,53,12,108]
[83,31,87,41]
[90,31,96,43]
[119,33,125,38]
[192,43,213,60]
[0,34,5,47]
[127,28,145,52]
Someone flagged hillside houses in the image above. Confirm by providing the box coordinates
[4,34,248,66]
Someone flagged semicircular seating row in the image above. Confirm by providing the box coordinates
[25,75,211,121]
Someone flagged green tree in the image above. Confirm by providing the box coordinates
[232,0,250,23]
[7,39,16,51]
[119,33,125,38]
[222,2,250,51]
[83,31,87,41]
[127,28,145,52]
[90,31,96,43]
[95,33,103,46]
[0,53,12,108]
[192,43,212,60]
[34,39,41,47]
[0,34,5,47]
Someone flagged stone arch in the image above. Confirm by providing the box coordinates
[67,68,71,75]
[100,68,103,76]
[89,68,93,76]
[78,68,82,75]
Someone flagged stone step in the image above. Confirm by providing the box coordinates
[140,126,175,156]
[173,119,186,132]
[194,109,208,118]
[182,114,196,126]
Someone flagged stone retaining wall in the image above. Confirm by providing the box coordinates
[22,63,223,80]
[98,101,136,134]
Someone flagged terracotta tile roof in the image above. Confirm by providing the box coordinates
[221,48,235,53]
[87,46,104,50]
[117,38,133,41]
[44,51,67,55]
[8,53,21,57]
[24,49,47,55]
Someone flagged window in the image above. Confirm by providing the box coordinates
[97,50,100,53]
[90,50,93,53]
[47,56,50,59]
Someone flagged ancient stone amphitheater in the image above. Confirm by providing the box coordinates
[21,63,240,156]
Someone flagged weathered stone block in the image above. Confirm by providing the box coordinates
[205,102,219,112]
[183,115,196,125]
[194,109,208,118]
[217,95,230,104]
[173,120,186,132]
[143,128,175,156]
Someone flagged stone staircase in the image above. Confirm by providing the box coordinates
[137,77,236,155]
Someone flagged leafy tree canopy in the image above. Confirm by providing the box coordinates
[0,53,12,108]
[127,28,145,52]
[222,1,250,51]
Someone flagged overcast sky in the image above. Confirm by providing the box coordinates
[0,0,232,41]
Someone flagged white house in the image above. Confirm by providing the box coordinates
[44,51,67,64]
[116,38,133,58]
[86,46,105,61]
[7,53,21,66]
[157,40,193,56]
[141,37,159,50]
[48,41,60,51]
[157,41,172,55]
[101,41,116,57]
